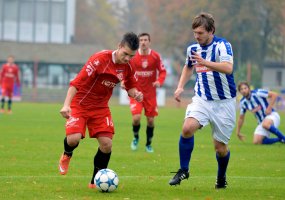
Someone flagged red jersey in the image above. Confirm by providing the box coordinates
[0,63,20,88]
[70,50,137,109]
[130,49,166,99]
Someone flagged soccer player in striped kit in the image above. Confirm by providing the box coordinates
[169,12,236,189]
[237,81,285,144]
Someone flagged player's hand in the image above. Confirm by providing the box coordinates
[191,51,207,66]
[237,132,246,141]
[134,91,143,102]
[60,106,71,119]
[174,88,184,102]
[265,107,272,115]
[152,81,160,88]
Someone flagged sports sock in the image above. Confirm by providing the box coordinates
[216,151,230,179]
[133,124,140,139]
[179,135,194,171]
[1,98,5,109]
[90,148,111,184]
[268,125,285,140]
[7,98,12,110]
[63,137,79,156]
[262,137,280,144]
[146,126,154,146]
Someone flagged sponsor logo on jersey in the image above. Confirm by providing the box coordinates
[195,65,211,73]
[101,80,116,88]
[136,70,154,77]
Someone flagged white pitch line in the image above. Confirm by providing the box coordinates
[0,175,284,179]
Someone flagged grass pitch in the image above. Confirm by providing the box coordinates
[0,102,285,200]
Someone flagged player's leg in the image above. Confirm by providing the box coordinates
[214,140,230,189]
[88,110,114,188]
[59,114,86,175]
[145,116,154,152]
[211,98,236,189]
[130,98,143,150]
[262,113,285,142]
[1,87,7,112]
[59,133,81,175]
[144,99,158,153]
[89,135,112,187]
[7,91,13,114]
[169,97,207,186]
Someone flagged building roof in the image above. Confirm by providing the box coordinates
[0,41,104,65]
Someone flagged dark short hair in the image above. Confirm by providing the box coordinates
[192,12,215,34]
[138,32,151,41]
[120,32,139,51]
[237,81,250,91]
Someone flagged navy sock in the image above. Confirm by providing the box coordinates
[268,125,285,140]
[262,137,280,144]
[179,135,194,171]
[7,99,12,110]
[133,124,140,139]
[91,148,111,184]
[63,137,79,156]
[146,126,154,146]
[1,98,4,109]
[216,151,230,179]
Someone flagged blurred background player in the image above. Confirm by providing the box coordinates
[237,81,285,144]
[58,32,143,188]
[169,12,236,189]
[0,55,21,114]
[124,32,166,153]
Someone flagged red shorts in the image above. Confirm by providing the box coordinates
[129,97,158,117]
[65,107,115,139]
[1,85,13,97]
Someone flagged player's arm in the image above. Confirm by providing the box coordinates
[127,88,143,102]
[60,86,77,119]
[174,65,193,102]
[191,51,233,74]
[236,114,246,141]
[153,54,167,87]
[266,91,278,115]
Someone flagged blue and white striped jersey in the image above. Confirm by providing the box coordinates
[185,35,236,101]
[239,89,274,124]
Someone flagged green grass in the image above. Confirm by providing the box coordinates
[0,102,285,200]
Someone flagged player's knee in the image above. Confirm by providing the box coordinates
[99,140,112,153]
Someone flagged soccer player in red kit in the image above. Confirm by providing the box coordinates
[128,33,166,153]
[0,55,20,114]
[58,32,143,188]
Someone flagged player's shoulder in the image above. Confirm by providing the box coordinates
[89,50,112,63]
[214,35,231,44]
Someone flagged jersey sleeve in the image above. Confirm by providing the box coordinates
[70,54,98,90]
[239,102,247,115]
[256,89,269,98]
[155,53,167,86]
[218,40,233,64]
[15,65,21,85]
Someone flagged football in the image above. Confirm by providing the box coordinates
[94,168,119,192]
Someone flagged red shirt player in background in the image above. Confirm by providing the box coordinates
[0,55,21,114]
[126,33,166,153]
[58,32,143,189]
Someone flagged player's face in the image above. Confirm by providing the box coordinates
[239,84,250,98]
[116,44,136,64]
[139,36,150,51]
[7,56,14,64]
[193,26,214,46]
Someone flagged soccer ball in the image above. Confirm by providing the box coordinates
[94,168,119,192]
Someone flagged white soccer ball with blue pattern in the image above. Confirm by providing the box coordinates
[94,168,119,192]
